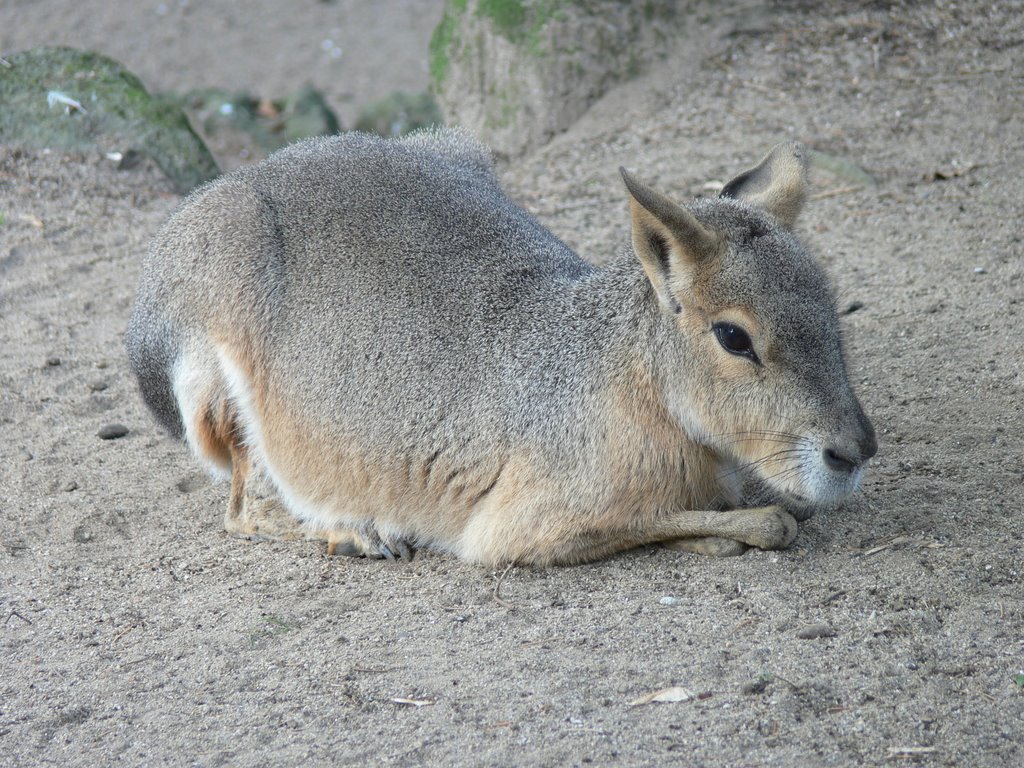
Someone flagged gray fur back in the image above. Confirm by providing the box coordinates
[126,129,624,464]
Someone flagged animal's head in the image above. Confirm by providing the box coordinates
[621,143,876,515]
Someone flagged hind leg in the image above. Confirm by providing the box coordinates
[225,439,413,559]
[177,347,412,558]
[224,440,307,541]
[663,536,749,557]
[325,524,415,561]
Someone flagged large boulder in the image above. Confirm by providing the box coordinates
[0,47,220,193]
[430,0,688,157]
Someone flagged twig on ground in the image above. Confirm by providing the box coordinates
[858,536,943,557]
[821,590,848,606]
[493,563,515,609]
[888,746,937,757]
[5,610,32,626]
[811,185,862,200]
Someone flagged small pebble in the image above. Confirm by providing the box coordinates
[659,596,681,606]
[46,356,61,367]
[973,267,987,274]
[89,380,109,392]
[797,623,836,640]
[742,679,769,695]
[63,481,79,492]
[842,301,864,315]
[98,423,129,440]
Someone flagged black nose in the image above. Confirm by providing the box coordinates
[823,419,877,474]
[823,446,860,474]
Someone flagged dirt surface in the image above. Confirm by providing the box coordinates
[2,1,1023,766]
[0,0,441,130]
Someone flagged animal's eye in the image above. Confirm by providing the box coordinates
[713,322,759,363]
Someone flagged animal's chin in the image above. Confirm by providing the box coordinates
[758,461,864,522]
[772,479,857,521]
[775,490,818,522]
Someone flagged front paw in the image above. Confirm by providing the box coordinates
[744,506,798,550]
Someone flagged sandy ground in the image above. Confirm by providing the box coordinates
[2,1,1024,766]
[0,0,441,130]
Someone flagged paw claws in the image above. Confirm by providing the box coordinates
[751,505,798,550]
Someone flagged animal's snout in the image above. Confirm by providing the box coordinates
[822,446,859,474]
[859,423,878,462]
[822,415,877,475]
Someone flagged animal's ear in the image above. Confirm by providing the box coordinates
[620,167,722,314]
[719,141,809,229]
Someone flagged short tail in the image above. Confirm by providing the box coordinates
[125,305,185,439]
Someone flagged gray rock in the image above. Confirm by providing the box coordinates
[430,0,689,157]
[97,423,129,440]
[0,47,220,192]
[797,623,837,640]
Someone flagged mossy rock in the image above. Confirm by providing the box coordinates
[278,87,341,144]
[430,0,686,157]
[173,86,341,156]
[353,91,443,137]
[0,47,219,192]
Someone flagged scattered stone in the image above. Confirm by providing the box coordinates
[175,474,207,494]
[973,266,987,274]
[658,596,681,606]
[45,355,61,366]
[97,423,129,440]
[63,480,79,492]
[742,678,771,695]
[0,246,26,274]
[842,301,865,315]
[88,379,109,392]
[797,623,836,640]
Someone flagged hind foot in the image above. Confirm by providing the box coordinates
[224,453,308,541]
[325,524,415,561]
[224,449,413,559]
[663,536,749,557]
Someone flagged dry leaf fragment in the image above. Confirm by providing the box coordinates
[629,686,695,705]
[929,165,975,181]
[257,98,280,118]
[888,746,937,756]
[859,535,945,557]
[392,697,434,707]
[46,90,88,114]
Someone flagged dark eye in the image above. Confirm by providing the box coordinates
[713,322,759,363]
